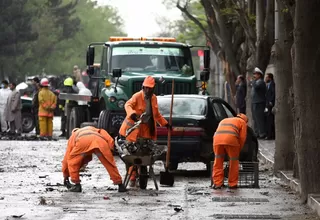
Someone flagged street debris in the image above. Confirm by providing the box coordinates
[63,208,87,212]
[174,207,184,212]
[38,175,48,178]
[39,197,47,205]
[11,214,25,218]
[260,191,269,196]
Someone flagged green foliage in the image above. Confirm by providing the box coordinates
[0,0,125,80]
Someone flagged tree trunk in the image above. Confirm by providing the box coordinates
[293,0,320,202]
[255,0,265,69]
[273,0,295,172]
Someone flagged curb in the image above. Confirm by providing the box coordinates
[258,149,320,217]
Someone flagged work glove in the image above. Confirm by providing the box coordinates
[130,113,139,122]
[165,123,173,131]
[64,177,73,189]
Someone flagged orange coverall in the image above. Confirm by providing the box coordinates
[212,117,247,187]
[119,90,168,181]
[38,87,57,137]
[62,126,122,185]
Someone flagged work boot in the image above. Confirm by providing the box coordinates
[64,178,74,189]
[228,185,238,190]
[212,184,222,190]
[69,183,82,192]
[118,184,127,192]
[39,136,48,141]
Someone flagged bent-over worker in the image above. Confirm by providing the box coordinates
[212,113,248,189]
[118,76,170,187]
[62,126,126,192]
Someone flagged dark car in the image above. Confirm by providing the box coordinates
[21,96,35,133]
[156,95,258,172]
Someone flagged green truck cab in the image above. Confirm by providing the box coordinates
[59,37,210,138]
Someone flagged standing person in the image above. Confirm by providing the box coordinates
[0,80,11,132]
[265,73,275,140]
[31,77,41,137]
[4,82,22,135]
[235,75,247,114]
[248,67,267,139]
[38,78,57,140]
[212,113,248,189]
[118,76,171,187]
[62,126,126,192]
[58,77,77,137]
[72,65,81,88]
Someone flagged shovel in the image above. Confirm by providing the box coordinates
[160,79,175,186]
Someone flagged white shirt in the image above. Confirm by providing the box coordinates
[0,87,11,106]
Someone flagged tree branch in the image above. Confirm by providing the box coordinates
[231,0,256,55]
[176,1,210,42]
[279,0,295,19]
[176,0,221,55]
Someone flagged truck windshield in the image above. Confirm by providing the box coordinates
[111,46,193,74]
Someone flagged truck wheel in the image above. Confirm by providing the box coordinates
[80,122,97,128]
[139,166,148,190]
[97,110,111,131]
[67,107,86,138]
[22,112,35,133]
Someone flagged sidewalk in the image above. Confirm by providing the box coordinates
[258,140,320,217]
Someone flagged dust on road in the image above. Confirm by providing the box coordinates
[0,118,319,220]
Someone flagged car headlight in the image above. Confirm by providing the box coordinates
[117,100,125,108]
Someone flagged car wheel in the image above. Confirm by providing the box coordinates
[67,107,86,138]
[22,112,35,133]
[80,122,97,128]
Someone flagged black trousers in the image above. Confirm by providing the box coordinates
[252,103,266,137]
[266,111,275,139]
[34,111,40,135]
[61,111,66,132]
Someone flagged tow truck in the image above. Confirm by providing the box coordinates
[59,37,210,138]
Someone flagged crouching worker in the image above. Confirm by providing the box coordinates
[62,126,126,192]
[212,113,248,190]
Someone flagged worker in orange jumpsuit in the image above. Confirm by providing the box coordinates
[38,78,57,140]
[62,126,126,192]
[212,113,248,189]
[119,76,171,187]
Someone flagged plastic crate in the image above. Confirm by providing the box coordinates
[210,161,259,188]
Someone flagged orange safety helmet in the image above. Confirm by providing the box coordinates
[40,78,49,87]
[237,113,248,123]
[142,76,155,88]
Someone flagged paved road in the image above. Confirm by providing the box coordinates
[0,117,319,219]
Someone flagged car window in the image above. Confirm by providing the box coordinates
[212,102,227,121]
[221,103,234,118]
[158,97,207,116]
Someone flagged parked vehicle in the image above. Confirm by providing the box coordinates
[21,96,35,133]
[156,95,258,172]
[59,37,211,138]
